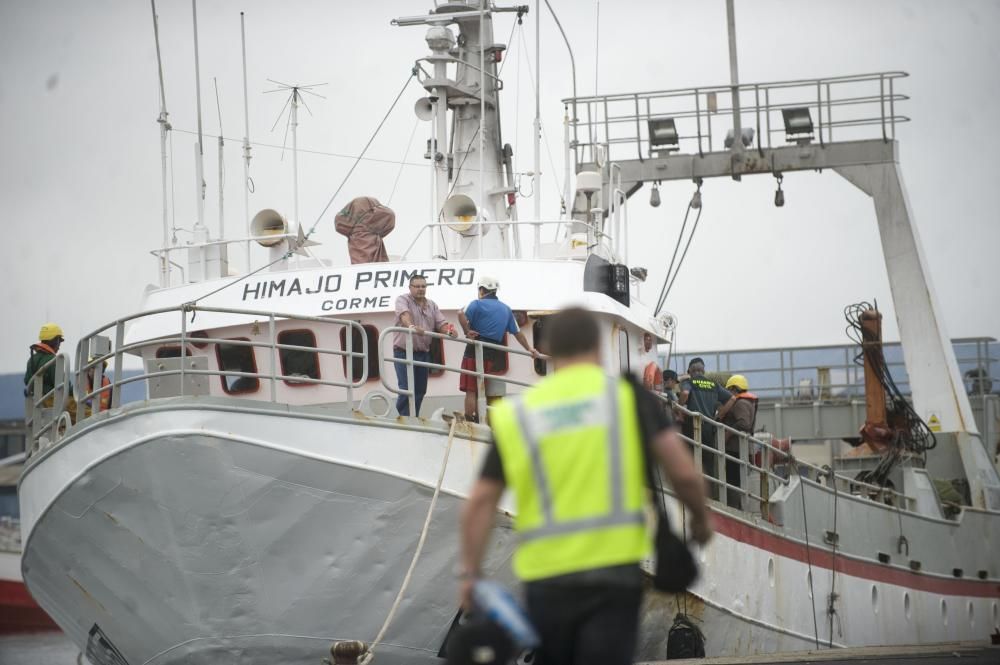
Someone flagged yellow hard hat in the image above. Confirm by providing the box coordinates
[39,323,64,341]
[726,374,749,391]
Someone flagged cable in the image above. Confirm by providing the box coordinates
[844,302,936,458]
[388,118,421,206]
[795,464,822,649]
[359,417,458,664]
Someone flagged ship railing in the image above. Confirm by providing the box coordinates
[378,326,542,421]
[24,305,371,458]
[667,336,998,404]
[563,71,910,166]
[659,396,917,515]
[150,232,310,289]
[23,353,73,452]
[398,219,619,262]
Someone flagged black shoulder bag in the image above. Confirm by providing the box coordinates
[633,382,699,592]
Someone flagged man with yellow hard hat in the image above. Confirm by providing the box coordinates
[24,323,65,403]
[459,308,711,665]
[721,374,758,509]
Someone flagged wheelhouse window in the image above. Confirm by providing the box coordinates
[216,338,259,394]
[278,329,320,385]
[532,319,548,376]
[156,346,184,359]
[489,332,510,374]
[339,325,379,381]
[428,337,446,377]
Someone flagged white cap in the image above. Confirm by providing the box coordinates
[478,275,500,291]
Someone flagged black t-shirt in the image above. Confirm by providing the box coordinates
[680,375,731,419]
[479,373,673,484]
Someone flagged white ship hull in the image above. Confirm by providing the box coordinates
[19,400,999,663]
[19,400,515,664]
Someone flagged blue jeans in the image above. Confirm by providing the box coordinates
[393,348,430,416]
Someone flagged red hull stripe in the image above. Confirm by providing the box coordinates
[711,511,1000,599]
[0,580,59,632]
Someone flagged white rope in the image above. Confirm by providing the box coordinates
[359,417,459,664]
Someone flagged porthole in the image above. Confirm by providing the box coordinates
[871,585,879,614]
[806,571,813,598]
[940,599,948,626]
[993,601,998,626]
[967,601,974,626]
[903,592,911,620]
[767,558,775,588]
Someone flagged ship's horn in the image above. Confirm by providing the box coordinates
[250,208,289,247]
[414,97,434,121]
[442,194,489,236]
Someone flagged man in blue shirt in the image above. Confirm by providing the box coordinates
[458,276,538,422]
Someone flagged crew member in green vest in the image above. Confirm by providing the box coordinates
[24,322,65,406]
[459,308,712,665]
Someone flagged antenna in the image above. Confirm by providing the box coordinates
[265,80,327,227]
[240,12,252,272]
[213,77,225,243]
[191,0,207,240]
[150,0,172,287]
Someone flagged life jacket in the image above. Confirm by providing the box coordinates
[490,363,650,582]
[31,342,59,356]
[85,374,112,412]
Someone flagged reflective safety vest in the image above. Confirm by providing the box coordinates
[491,363,651,582]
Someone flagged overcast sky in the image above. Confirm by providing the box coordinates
[1,0,998,374]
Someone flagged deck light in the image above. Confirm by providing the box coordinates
[774,173,785,207]
[647,117,679,155]
[649,182,661,207]
[725,127,755,149]
[782,107,814,144]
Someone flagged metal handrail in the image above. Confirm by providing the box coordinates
[25,305,372,457]
[660,394,917,511]
[378,326,541,419]
[398,219,604,261]
[667,337,997,402]
[564,71,911,161]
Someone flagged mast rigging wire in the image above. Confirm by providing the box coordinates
[655,196,704,315]
[182,70,416,307]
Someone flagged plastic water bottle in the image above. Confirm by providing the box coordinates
[472,580,541,649]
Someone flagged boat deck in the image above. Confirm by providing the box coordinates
[641,641,999,664]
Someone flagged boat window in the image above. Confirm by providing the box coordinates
[490,333,510,374]
[215,338,260,394]
[428,336,446,377]
[156,346,184,359]
[277,329,320,385]
[618,328,630,373]
[532,319,548,376]
[339,325,379,381]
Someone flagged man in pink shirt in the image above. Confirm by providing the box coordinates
[393,274,457,416]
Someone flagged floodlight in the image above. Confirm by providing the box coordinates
[647,117,679,154]
[782,107,814,144]
[725,126,755,149]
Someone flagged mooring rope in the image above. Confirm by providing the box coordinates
[359,417,459,664]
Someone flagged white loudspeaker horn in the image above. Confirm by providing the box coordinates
[414,97,434,121]
[250,208,289,247]
[442,194,488,235]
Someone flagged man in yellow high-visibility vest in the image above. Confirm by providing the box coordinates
[459,308,712,665]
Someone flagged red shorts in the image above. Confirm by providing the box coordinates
[459,356,497,392]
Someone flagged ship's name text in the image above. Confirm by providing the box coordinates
[241,267,476,307]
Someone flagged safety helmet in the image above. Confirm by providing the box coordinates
[39,323,64,341]
[726,374,749,391]
[477,276,500,291]
[445,616,515,665]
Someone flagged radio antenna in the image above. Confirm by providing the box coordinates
[214,77,225,243]
[265,80,326,227]
[240,12,252,271]
[150,0,172,286]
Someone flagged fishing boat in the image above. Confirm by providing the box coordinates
[17,1,999,663]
